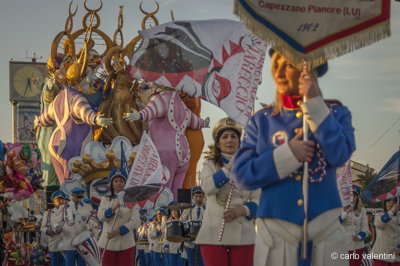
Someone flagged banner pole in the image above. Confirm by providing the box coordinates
[301,60,309,259]
[100,208,120,260]
[301,92,309,259]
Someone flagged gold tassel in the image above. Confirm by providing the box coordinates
[234,1,390,69]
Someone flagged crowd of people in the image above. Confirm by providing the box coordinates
[0,51,399,266]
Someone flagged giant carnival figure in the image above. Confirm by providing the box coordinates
[34,1,114,184]
[94,6,144,145]
[181,94,204,189]
[122,3,210,199]
[36,3,77,187]
[124,89,209,199]
[37,56,63,187]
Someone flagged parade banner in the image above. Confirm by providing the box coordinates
[234,0,390,69]
[120,132,169,209]
[129,19,267,126]
[126,132,167,187]
[336,161,353,206]
[361,151,400,203]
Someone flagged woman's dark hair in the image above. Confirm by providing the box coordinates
[109,175,126,201]
[383,198,396,212]
[204,128,241,168]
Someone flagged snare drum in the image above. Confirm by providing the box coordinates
[72,231,101,266]
[186,220,202,238]
[166,220,186,242]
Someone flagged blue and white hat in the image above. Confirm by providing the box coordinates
[71,187,86,195]
[108,168,128,183]
[191,186,204,195]
[50,190,65,201]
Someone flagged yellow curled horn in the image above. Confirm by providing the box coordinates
[84,0,103,13]
[124,1,159,58]
[140,1,160,30]
[104,46,123,74]
[50,1,77,69]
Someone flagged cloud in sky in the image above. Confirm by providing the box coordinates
[379,98,400,114]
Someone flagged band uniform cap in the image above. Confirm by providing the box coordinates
[148,214,156,222]
[191,186,204,195]
[352,184,361,195]
[50,190,64,201]
[83,198,92,204]
[212,117,242,142]
[108,168,128,183]
[60,191,69,199]
[157,208,166,214]
[71,187,86,195]
[139,209,147,215]
[268,48,328,77]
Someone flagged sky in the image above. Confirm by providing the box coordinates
[0,0,399,173]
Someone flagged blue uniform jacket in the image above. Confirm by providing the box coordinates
[233,97,355,225]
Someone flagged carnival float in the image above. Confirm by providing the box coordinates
[0,1,208,262]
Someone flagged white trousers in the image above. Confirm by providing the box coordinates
[254,208,350,266]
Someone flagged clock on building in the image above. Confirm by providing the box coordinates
[9,61,46,102]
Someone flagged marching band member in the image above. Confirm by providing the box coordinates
[97,168,140,266]
[147,215,156,265]
[340,185,370,266]
[61,187,93,266]
[137,216,150,266]
[233,50,355,266]
[365,211,376,249]
[40,190,65,266]
[83,198,102,241]
[371,197,400,266]
[148,209,165,266]
[196,118,260,266]
[181,186,206,266]
[164,202,185,266]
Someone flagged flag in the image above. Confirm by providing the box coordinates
[234,0,390,69]
[336,160,353,206]
[361,151,400,203]
[120,132,169,209]
[129,19,267,126]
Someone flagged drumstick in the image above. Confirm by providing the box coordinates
[218,182,234,242]
[100,208,120,259]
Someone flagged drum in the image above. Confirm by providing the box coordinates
[72,231,101,266]
[187,220,202,238]
[166,220,186,242]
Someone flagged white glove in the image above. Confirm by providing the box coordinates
[33,116,41,130]
[204,117,210,128]
[46,77,56,88]
[95,114,113,127]
[123,109,141,122]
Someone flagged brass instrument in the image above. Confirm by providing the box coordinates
[137,239,150,245]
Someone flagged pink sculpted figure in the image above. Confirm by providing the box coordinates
[124,90,209,199]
